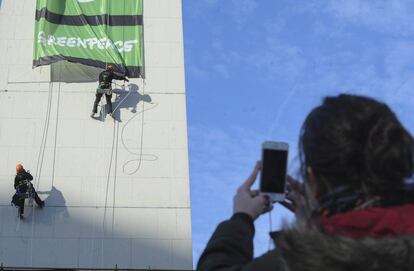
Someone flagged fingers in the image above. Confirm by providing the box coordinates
[251,190,272,209]
[287,175,300,188]
[260,195,273,214]
[256,194,272,212]
[286,189,304,210]
[285,176,305,214]
[286,175,304,196]
[240,161,261,191]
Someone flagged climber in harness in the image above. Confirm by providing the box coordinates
[12,164,44,219]
[91,64,129,118]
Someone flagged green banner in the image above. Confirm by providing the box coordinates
[33,0,144,78]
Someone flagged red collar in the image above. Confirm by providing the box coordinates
[320,204,414,239]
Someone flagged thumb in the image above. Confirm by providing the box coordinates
[240,161,261,191]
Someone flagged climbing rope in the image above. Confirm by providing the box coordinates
[111,121,120,238]
[100,82,131,265]
[51,65,62,187]
[34,82,53,189]
[100,0,114,264]
[28,76,56,266]
[90,91,105,267]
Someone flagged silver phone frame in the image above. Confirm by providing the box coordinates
[260,141,289,202]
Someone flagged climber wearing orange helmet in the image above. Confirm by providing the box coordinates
[91,64,129,119]
[12,163,44,219]
[15,163,23,173]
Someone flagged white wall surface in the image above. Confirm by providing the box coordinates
[0,0,192,269]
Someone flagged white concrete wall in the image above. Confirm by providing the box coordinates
[0,0,192,269]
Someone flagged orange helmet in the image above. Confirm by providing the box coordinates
[16,163,24,173]
[107,64,114,71]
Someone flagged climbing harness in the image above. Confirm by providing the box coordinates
[11,180,36,216]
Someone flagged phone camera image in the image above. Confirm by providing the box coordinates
[260,149,287,193]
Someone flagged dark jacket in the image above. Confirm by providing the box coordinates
[14,170,33,193]
[99,70,127,88]
[197,207,414,271]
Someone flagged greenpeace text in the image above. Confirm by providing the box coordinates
[37,31,138,53]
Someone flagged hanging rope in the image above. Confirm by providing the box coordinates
[29,63,62,266]
[28,79,54,266]
[34,82,53,188]
[90,90,106,267]
[100,83,132,265]
[51,65,62,187]
[105,0,110,69]
[101,0,112,265]
[111,121,120,238]
[103,118,117,228]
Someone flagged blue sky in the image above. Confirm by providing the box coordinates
[183,0,414,266]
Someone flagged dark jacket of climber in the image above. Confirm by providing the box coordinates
[12,164,44,219]
[91,64,129,118]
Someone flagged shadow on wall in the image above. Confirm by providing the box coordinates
[32,186,69,225]
[111,83,152,121]
[38,186,66,206]
[98,83,152,122]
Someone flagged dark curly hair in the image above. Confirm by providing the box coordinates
[300,94,414,205]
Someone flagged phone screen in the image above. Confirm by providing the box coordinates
[260,149,287,193]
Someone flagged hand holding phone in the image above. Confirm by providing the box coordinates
[233,162,272,220]
[260,141,288,202]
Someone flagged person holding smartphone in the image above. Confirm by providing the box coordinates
[197,94,414,271]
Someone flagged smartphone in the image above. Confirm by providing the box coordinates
[260,141,289,202]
